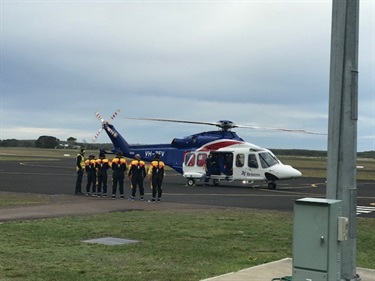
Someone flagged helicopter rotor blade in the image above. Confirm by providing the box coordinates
[235,124,326,135]
[126,117,325,135]
[126,117,219,127]
[92,128,103,142]
[95,111,105,123]
[110,109,120,121]
[126,117,239,131]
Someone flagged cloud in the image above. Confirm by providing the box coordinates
[1,0,374,152]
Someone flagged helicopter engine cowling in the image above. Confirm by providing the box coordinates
[171,136,221,149]
[171,138,196,148]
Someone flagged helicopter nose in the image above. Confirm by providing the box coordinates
[267,165,302,180]
[282,165,302,179]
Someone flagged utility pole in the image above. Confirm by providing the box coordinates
[326,0,360,280]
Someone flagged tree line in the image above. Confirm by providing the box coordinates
[0,136,60,148]
[0,136,111,150]
[1,137,374,158]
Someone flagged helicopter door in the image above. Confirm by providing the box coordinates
[232,152,263,180]
[210,152,234,176]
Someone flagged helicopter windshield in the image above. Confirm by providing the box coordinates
[259,152,279,168]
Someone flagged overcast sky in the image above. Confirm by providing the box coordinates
[1,0,374,151]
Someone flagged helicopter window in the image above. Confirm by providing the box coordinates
[248,154,259,168]
[184,153,196,167]
[235,154,244,167]
[259,152,279,168]
[197,153,207,167]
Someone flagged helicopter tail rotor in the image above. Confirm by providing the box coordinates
[92,110,120,142]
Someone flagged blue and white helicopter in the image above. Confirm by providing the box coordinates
[93,110,323,189]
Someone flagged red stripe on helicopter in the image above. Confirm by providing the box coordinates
[197,140,244,151]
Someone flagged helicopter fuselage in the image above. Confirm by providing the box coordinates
[95,116,303,189]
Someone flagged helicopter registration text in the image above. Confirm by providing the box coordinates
[144,151,166,157]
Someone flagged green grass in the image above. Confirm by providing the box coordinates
[0,192,51,206]
[279,156,375,180]
[0,209,374,281]
[0,193,72,207]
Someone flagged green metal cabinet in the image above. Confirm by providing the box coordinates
[293,198,342,281]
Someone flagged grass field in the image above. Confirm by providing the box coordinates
[0,209,374,281]
[0,147,374,280]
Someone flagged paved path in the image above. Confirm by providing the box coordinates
[0,194,216,221]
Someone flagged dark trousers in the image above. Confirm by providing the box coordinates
[131,177,144,198]
[151,177,163,199]
[75,169,84,193]
[204,171,211,183]
[112,174,124,197]
[86,172,97,194]
[97,173,108,194]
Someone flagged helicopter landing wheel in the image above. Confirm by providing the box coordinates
[268,182,276,189]
[187,179,195,186]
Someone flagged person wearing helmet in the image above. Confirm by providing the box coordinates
[128,154,147,201]
[95,152,111,197]
[85,154,97,196]
[148,153,165,202]
[74,148,85,195]
[111,151,127,199]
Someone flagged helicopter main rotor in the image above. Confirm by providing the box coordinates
[126,117,238,131]
[126,117,325,135]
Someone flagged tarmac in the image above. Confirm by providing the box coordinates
[0,194,374,281]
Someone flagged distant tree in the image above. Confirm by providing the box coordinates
[67,137,77,143]
[35,136,59,148]
[0,139,20,147]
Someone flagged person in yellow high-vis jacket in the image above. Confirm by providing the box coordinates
[74,148,85,195]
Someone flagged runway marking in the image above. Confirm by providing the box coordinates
[0,171,74,176]
[20,162,70,169]
[310,182,326,188]
[357,206,375,216]
[164,192,324,198]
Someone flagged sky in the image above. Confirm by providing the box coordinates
[0,0,374,152]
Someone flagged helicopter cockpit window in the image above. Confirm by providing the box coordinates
[197,153,207,167]
[235,154,244,167]
[259,152,279,168]
[184,153,196,167]
[248,154,259,168]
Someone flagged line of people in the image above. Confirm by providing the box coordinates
[74,148,165,202]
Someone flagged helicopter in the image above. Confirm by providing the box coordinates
[93,110,323,189]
